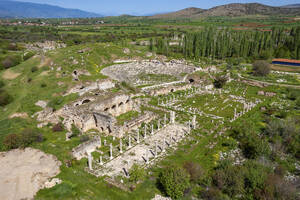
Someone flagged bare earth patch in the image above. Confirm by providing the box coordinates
[0,148,61,200]
[2,69,21,80]
[38,57,52,68]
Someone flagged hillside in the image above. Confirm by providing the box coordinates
[0,0,102,18]
[281,4,300,8]
[149,7,204,19]
[199,3,300,17]
[150,3,300,19]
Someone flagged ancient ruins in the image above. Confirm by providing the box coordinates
[33,59,264,178]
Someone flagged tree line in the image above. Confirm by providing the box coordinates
[153,27,300,60]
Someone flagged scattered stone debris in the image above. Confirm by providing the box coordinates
[35,100,48,109]
[123,48,131,54]
[9,112,28,119]
[44,178,62,189]
[257,91,276,97]
[151,194,172,200]
[26,41,66,52]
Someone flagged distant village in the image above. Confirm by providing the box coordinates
[0,19,105,26]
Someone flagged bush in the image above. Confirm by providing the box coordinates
[79,135,89,143]
[31,66,38,73]
[183,161,204,183]
[40,83,47,88]
[212,162,245,197]
[3,134,21,150]
[159,165,190,199]
[252,60,270,76]
[19,128,43,147]
[129,164,146,183]
[213,75,228,89]
[0,89,13,106]
[1,55,21,69]
[52,123,63,132]
[0,80,4,88]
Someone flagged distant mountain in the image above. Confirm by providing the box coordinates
[149,7,204,19]
[281,4,300,8]
[199,3,300,17]
[149,3,300,19]
[0,0,102,18]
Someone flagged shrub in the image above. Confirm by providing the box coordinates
[1,55,21,69]
[40,83,47,88]
[183,161,204,183]
[212,163,245,197]
[3,134,21,150]
[213,75,228,89]
[159,165,190,199]
[129,164,146,183]
[52,123,63,132]
[19,128,43,147]
[31,66,38,73]
[0,80,4,88]
[79,135,89,143]
[71,124,81,137]
[252,60,270,76]
[0,89,13,106]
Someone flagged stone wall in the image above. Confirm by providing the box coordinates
[91,94,137,117]
[149,84,192,96]
[72,137,101,160]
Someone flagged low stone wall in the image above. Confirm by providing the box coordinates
[148,84,192,96]
[72,137,101,160]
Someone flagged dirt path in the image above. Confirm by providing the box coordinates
[239,74,300,89]
[0,148,61,200]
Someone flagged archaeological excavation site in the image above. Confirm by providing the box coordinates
[1,9,300,199]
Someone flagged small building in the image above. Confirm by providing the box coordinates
[272,59,300,67]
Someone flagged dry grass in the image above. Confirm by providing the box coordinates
[2,69,21,80]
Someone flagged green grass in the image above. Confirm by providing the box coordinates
[116,111,139,125]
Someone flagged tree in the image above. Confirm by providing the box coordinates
[252,60,271,76]
[159,166,190,199]
[129,164,145,183]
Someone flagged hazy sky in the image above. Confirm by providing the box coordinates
[13,0,300,15]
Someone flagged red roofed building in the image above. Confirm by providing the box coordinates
[272,59,300,67]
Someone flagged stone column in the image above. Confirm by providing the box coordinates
[120,139,123,153]
[169,134,172,146]
[137,131,140,144]
[110,143,113,160]
[170,111,175,124]
[100,155,103,165]
[144,125,147,139]
[128,136,132,148]
[155,140,158,158]
[146,149,149,164]
[87,152,93,170]
[192,115,196,129]
[188,120,191,133]
[158,120,160,130]
[151,124,154,135]
[162,138,166,152]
